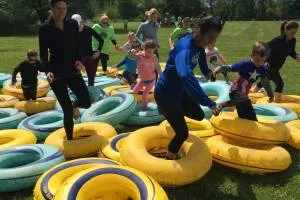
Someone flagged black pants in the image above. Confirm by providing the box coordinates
[50,74,91,140]
[22,84,37,100]
[123,71,137,86]
[257,69,284,93]
[223,90,257,121]
[95,53,109,72]
[154,92,205,154]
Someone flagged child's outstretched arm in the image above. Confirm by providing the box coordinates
[114,57,126,69]
[260,76,274,102]
[154,56,162,75]
[11,65,21,85]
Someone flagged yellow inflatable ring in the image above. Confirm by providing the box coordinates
[211,112,289,144]
[54,165,168,200]
[248,92,266,104]
[44,122,117,159]
[99,133,131,161]
[206,135,292,173]
[0,95,19,108]
[120,126,212,186]
[0,129,36,150]
[286,120,300,149]
[97,66,119,77]
[104,85,154,102]
[257,95,300,115]
[14,97,56,115]
[3,79,49,100]
[34,158,120,200]
[160,117,217,139]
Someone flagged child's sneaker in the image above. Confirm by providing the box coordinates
[73,107,80,120]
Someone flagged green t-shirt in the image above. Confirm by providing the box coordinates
[92,24,116,55]
[170,27,192,45]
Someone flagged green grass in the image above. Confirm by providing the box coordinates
[1,21,300,200]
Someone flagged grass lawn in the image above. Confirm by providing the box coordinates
[0,21,300,200]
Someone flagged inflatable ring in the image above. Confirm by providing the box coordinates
[92,77,121,89]
[0,94,19,107]
[0,73,12,87]
[160,117,217,139]
[122,102,165,126]
[0,108,27,129]
[257,95,300,115]
[54,165,168,200]
[211,112,289,144]
[248,92,266,104]
[105,85,155,103]
[81,93,137,126]
[252,104,298,122]
[0,129,36,150]
[200,81,230,118]
[34,158,120,200]
[18,111,68,141]
[0,144,65,192]
[286,120,300,149]
[99,133,131,161]
[120,126,212,186]
[14,96,56,115]
[44,122,117,159]
[3,79,49,100]
[206,135,292,173]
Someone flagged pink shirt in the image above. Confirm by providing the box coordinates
[136,51,157,81]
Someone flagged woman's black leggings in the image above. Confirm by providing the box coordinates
[95,53,109,72]
[257,69,284,93]
[154,92,205,154]
[50,74,91,140]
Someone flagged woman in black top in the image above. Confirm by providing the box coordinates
[71,14,104,86]
[39,0,91,140]
[256,21,300,102]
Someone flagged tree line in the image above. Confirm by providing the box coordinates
[0,0,299,35]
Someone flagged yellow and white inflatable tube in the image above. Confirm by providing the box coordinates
[211,112,289,144]
[257,95,300,115]
[34,158,120,200]
[104,85,154,102]
[97,66,119,77]
[0,129,36,150]
[160,117,217,139]
[54,165,168,200]
[120,126,212,186]
[248,92,266,104]
[206,135,292,173]
[44,122,117,159]
[14,97,56,115]
[3,80,49,100]
[99,133,131,162]
[0,95,19,108]
[286,120,300,149]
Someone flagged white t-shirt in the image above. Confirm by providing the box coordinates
[205,47,222,70]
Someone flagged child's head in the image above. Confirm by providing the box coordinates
[100,14,109,27]
[280,21,299,40]
[27,49,38,63]
[143,40,156,56]
[128,32,136,43]
[182,17,191,29]
[251,41,268,67]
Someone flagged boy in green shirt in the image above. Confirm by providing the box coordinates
[168,17,192,49]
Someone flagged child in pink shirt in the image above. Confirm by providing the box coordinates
[130,40,161,109]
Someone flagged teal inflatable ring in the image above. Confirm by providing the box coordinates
[81,93,137,126]
[253,104,299,122]
[0,144,65,192]
[0,108,27,129]
[122,102,165,126]
[0,73,12,88]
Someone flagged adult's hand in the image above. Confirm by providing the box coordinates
[47,72,55,84]
[93,51,100,59]
[75,61,85,71]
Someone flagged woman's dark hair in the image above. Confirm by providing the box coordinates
[280,20,299,34]
[195,15,225,34]
[50,0,66,7]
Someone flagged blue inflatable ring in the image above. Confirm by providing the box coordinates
[253,104,299,122]
[0,108,27,129]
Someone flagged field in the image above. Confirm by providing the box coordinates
[0,21,300,200]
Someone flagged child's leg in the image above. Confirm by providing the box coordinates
[123,71,136,86]
[30,84,37,100]
[21,86,31,100]
[132,80,144,94]
[84,57,97,86]
[100,53,109,72]
[142,80,155,108]
[236,99,257,121]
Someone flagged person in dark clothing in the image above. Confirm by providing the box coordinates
[11,49,44,100]
[154,15,225,160]
[71,14,104,86]
[39,0,91,140]
[214,41,274,121]
[255,21,300,102]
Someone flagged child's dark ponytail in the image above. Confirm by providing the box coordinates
[280,20,299,35]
